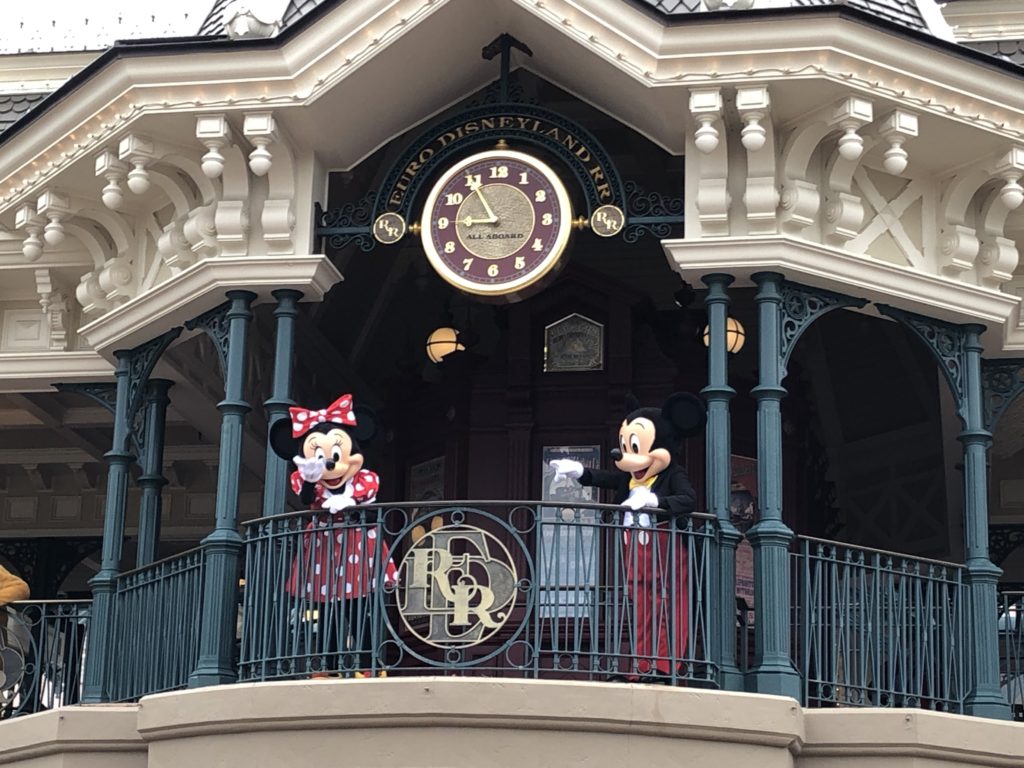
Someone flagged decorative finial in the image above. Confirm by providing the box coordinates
[496,138,509,150]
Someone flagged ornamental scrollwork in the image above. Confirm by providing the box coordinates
[779,282,867,367]
[621,180,684,243]
[990,524,1024,566]
[315,194,376,253]
[982,359,1024,431]
[184,301,232,378]
[877,305,968,424]
[124,328,182,423]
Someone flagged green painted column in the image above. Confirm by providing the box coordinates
[746,272,801,699]
[189,290,255,687]
[82,351,134,703]
[135,379,173,568]
[962,324,1011,719]
[701,273,743,690]
[261,289,301,518]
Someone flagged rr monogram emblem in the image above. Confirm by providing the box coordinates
[397,524,517,648]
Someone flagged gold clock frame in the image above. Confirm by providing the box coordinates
[419,149,573,297]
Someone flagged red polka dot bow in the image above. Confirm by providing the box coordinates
[289,394,357,437]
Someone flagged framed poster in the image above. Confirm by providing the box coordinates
[408,456,445,502]
[540,445,602,618]
[730,455,757,622]
[542,445,601,507]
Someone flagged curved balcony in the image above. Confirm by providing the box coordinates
[3,502,1024,726]
[240,501,717,686]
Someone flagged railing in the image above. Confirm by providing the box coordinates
[0,600,90,719]
[998,590,1024,722]
[240,501,717,686]
[792,536,967,712]
[108,547,207,702]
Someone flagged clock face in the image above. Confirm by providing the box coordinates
[420,149,572,297]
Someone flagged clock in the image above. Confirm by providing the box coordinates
[420,149,573,298]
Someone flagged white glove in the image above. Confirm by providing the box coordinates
[321,491,355,514]
[550,459,584,481]
[294,455,326,483]
[622,486,658,512]
[621,511,652,528]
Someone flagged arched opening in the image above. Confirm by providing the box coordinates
[784,307,958,560]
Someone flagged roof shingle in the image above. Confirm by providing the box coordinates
[0,94,49,135]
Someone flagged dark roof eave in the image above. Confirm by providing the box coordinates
[1,1,1021,151]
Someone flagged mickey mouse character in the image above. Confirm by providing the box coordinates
[269,394,397,677]
[550,392,704,681]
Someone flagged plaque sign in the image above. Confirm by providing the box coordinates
[397,523,518,649]
[544,313,604,372]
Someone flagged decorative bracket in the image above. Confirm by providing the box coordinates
[982,358,1024,431]
[56,327,181,456]
[621,180,684,243]
[990,524,1024,566]
[185,300,232,377]
[779,281,868,369]
[876,305,968,424]
[314,193,376,253]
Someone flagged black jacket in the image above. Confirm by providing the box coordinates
[579,463,697,520]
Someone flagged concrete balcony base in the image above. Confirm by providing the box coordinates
[0,705,144,767]
[2,679,1023,768]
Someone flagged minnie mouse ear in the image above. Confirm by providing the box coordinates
[351,405,379,444]
[662,392,706,439]
[269,417,300,460]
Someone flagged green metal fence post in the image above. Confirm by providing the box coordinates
[81,351,133,703]
[701,273,743,691]
[136,379,173,568]
[188,290,255,687]
[261,289,301,519]
[747,271,801,699]
[962,324,1011,719]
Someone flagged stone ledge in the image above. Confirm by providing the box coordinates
[136,677,805,745]
[802,708,1024,767]
[0,705,144,765]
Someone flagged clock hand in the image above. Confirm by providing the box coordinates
[467,179,499,224]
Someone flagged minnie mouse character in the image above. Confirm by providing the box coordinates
[550,392,704,681]
[269,394,397,677]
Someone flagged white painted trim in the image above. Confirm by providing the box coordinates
[942,0,1024,41]
[661,235,1021,355]
[3,1,1024,214]
[0,350,114,392]
[78,255,343,358]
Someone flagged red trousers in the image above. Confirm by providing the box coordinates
[623,524,689,676]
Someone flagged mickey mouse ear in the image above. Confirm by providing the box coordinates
[662,392,706,438]
[624,392,641,415]
[351,405,379,444]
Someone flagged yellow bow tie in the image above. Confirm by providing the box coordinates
[628,474,658,491]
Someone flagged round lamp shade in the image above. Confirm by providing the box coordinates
[702,316,746,354]
[426,327,465,363]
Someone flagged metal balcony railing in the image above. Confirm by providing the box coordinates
[239,502,717,686]
[792,536,967,712]
[108,547,206,702]
[998,591,1024,722]
[0,600,90,719]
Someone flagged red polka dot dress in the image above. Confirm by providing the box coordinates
[286,469,398,601]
